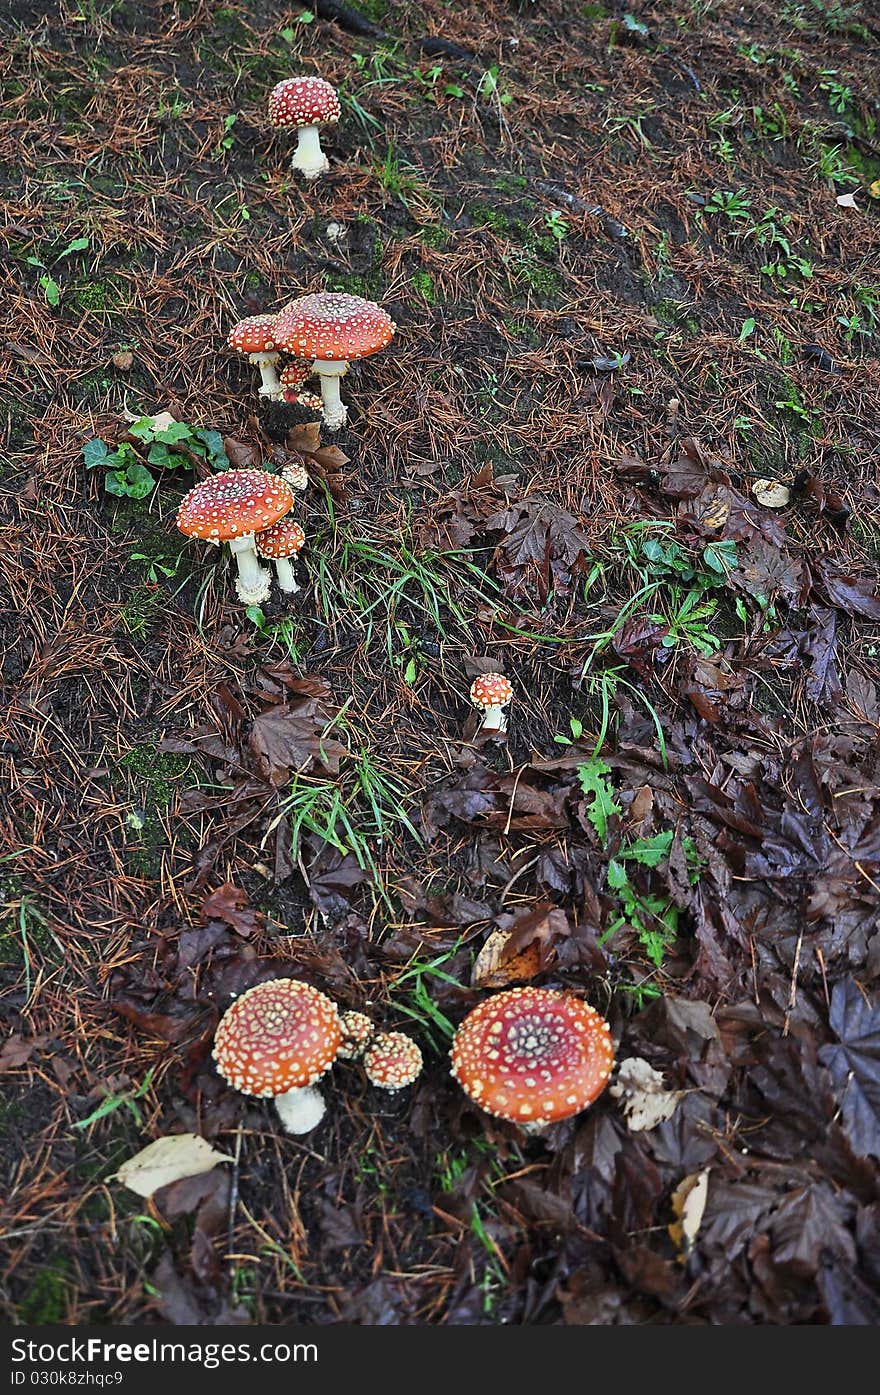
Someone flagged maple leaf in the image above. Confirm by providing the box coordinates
[819,978,880,1159]
[248,700,347,784]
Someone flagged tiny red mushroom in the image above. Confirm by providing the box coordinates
[337,1010,375,1061]
[470,672,513,733]
[279,361,311,399]
[255,516,305,594]
[272,292,396,431]
[213,978,342,1133]
[176,468,294,606]
[450,987,614,1132]
[269,76,340,180]
[363,1032,423,1091]
[228,314,283,401]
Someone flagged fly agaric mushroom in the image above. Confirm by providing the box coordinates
[269,76,341,180]
[228,315,283,400]
[279,362,311,398]
[450,987,614,1132]
[470,672,513,732]
[337,1010,375,1061]
[363,1032,423,1091]
[213,978,342,1134]
[176,468,294,606]
[272,292,396,431]
[255,516,305,593]
[280,462,309,492]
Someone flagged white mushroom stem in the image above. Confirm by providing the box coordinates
[248,351,282,400]
[290,125,329,180]
[479,704,508,733]
[229,533,271,605]
[313,359,349,431]
[274,1085,326,1134]
[273,557,300,594]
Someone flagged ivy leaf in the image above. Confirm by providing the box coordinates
[83,438,110,468]
[154,422,193,444]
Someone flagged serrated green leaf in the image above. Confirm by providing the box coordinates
[620,830,674,867]
[606,859,629,892]
[577,756,620,842]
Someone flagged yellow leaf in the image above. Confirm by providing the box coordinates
[110,1134,232,1198]
[669,1169,710,1264]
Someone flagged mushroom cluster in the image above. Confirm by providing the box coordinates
[176,468,297,606]
[213,983,423,1133]
[226,292,396,432]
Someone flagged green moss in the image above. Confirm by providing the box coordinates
[71,276,126,314]
[117,744,192,878]
[469,203,512,235]
[350,0,389,20]
[493,173,528,193]
[419,224,449,249]
[118,584,164,637]
[119,745,190,808]
[19,1261,72,1324]
[651,298,700,333]
[851,518,880,562]
[514,255,564,301]
[410,270,436,303]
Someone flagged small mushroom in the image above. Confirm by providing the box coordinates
[280,462,309,492]
[212,978,342,1134]
[255,516,306,594]
[279,361,311,400]
[269,76,340,180]
[450,986,614,1133]
[363,1032,423,1091]
[176,468,294,606]
[228,315,283,400]
[470,673,513,732]
[272,292,396,431]
[337,1010,375,1061]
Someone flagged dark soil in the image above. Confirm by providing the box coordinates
[1,0,879,1327]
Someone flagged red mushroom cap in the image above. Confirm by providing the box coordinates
[450,987,614,1127]
[470,673,513,708]
[255,516,305,560]
[273,293,395,363]
[337,1010,374,1061]
[269,77,340,131]
[363,1032,423,1091]
[279,362,311,393]
[177,469,294,542]
[228,314,278,355]
[213,978,342,1098]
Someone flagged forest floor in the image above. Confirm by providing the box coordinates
[1,0,879,1327]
